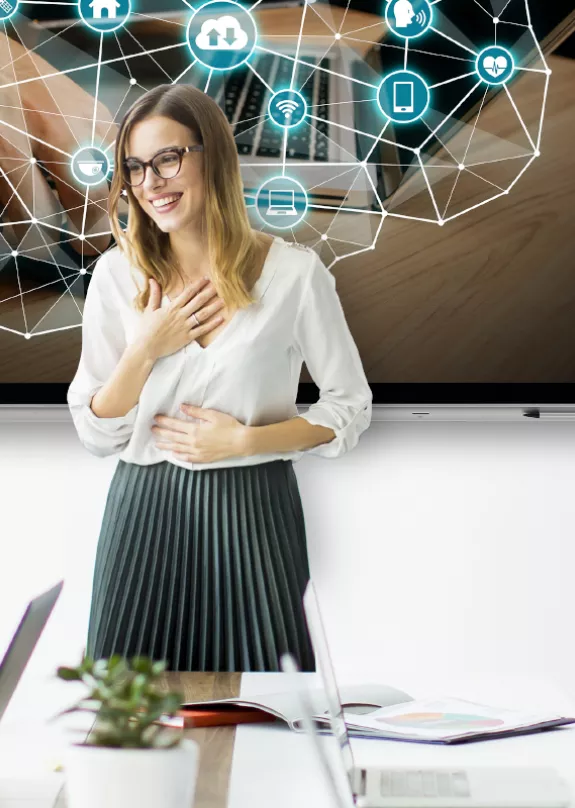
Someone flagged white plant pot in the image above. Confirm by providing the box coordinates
[63,738,199,808]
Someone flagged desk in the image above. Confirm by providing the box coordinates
[1,671,575,808]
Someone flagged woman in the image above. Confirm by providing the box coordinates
[67,83,372,672]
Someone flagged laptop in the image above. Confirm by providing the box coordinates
[26,0,575,207]
[267,190,298,216]
[0,581,65,807]
[281,580,571,808]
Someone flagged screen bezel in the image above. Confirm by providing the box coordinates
[1,383,575,405]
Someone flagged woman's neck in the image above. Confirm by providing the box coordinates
[168,231,210,282]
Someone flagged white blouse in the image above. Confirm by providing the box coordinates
[67,235,372,469]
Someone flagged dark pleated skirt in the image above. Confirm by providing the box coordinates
[85,458,316,672]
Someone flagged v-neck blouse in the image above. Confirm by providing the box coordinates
[67,236,372,468]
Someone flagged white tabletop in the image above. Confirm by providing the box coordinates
[1,671,575,807]
[227,671,575,808]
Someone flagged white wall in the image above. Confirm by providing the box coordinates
[2,413,575,717]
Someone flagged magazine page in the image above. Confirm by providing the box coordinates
[176,683,413,729]
[316,696,575,742]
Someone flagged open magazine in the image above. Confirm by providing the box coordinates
[159,683,575,744]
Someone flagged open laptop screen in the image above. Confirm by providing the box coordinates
[302,581,357,790]
[0,582,63,724]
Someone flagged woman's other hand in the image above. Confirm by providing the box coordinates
[134,277,226,361]
[152,405,249,463]
[0,31,117,258]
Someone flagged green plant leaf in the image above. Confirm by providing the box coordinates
[56,666,82,681]
[151,660,168,676]
[79,655,95,672]
[54,654,185,748]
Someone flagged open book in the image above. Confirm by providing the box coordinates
[160,683,575,744]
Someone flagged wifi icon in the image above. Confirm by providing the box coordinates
[415,9,427,25]
[269,90,307,128]
[277,99,300,118]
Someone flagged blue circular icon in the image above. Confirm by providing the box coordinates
[255,176,308,230]
[186,0,257,72]
[475,46,515,85]
[377,70,430,124]
[385,0,433,39]
[71,147,110,187]
[0,0,19,22]
[78,0,131,33]
[268,90,307,129]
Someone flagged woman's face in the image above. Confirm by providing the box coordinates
[126,115,204,234]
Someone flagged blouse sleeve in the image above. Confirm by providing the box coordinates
[67,251,139,458]
[292,250,372,459]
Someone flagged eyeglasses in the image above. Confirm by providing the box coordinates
[122,144,204,187]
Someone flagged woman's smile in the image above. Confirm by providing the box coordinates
[148,191,184,215]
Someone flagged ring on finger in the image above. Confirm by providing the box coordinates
[191,312,200,327]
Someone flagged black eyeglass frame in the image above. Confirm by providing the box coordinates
[122,144,204,186]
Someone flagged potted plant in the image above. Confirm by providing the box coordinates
[49,654,199,808]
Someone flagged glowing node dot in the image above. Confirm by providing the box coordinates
[80,268,87,275]
[130,78,137,85]
[458,163,465,171]
[438,219,445,226]
[321,234,328,240]
[11,250,18,257]
[78,234,85,240]
[335,33,341,40]
[535,150,541,157]
[414,147,421,155]
[493,16,499,23]
[30,157,37,164]
[31,218,37,224]
[504,189,510,194]
[25,333,31,340]
[546,69,552,76]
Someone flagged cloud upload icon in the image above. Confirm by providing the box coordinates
[195,15,249,50]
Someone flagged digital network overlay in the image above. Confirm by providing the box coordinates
[0,0,550,339]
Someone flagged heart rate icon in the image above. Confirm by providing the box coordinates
[482,54,508,78]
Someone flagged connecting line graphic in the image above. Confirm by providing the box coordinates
[290,0,307,92]
[0,0,551,339]
[440,84,488,219]
[429,26,478,57]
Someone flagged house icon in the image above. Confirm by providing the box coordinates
[88,0,121,19]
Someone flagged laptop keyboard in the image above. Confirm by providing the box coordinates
[379,770,471,798]
[209,52,331,161]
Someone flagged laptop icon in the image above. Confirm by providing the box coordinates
[267,189,298,216]
[279,580,571,808]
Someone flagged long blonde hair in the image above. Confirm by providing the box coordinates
[108,84,261,313]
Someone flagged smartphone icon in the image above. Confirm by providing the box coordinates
[393,81,414,113]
